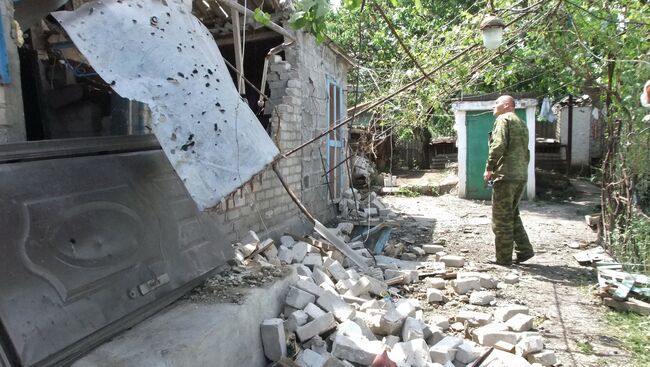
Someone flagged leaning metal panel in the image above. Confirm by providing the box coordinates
[0,149,232,367]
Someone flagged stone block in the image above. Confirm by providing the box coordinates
[263,244,279,260]
[382,335,401,348]
[280,235,296,247]
[278,245,293,264]
[495,305,529,322]
[295,349,325,367]
[451,277,481,295]
[402,317,424,341]
[424,325,444,346]
[440,255,465,268]
[396,299,419,318]
[429,315,450,330]
[427,288,444,303]
[410,246,426,257]
[296,313,337,342]
[455,340,481,364]
[425,277,446,289]
[482,349,532,367]
[423,244,445,254]
[286,286,316,309]
[336,319,363,338]
[365,275,388,296]
[352,317,378,341]
[294,264,310,278]
[527,350,557,366]
[506,313,535,332]
[429,336,463,364]
[317,292,355,322]
[296,278,327,298]
[260,318,287,362]
[345,276,371,297]
[303,253,324,269]
[469,291,496,306]
[304,302,327,320]
[331,334,382,365]
[313,268,335,288]
[335,279,354,294]
[494,340,516,353]
[375,309,405,336]
[504,273,520,284]
[322,356,354,367]
[293,241,309,263]
[455,310,493,327]
[389,339,431,367]
[479,274,499,289]
[516,335,544,357]
[346,269,360,281]
[326,260,349,282]
[472,323,517,346]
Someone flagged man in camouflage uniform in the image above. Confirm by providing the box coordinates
[484,95,534,265]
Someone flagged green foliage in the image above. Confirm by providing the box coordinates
[288,0,333,43]
[253,8,272,26]
[605,311,650,367]
[396,186,419,197]
[576,340,594,354]
[611,214,650,271]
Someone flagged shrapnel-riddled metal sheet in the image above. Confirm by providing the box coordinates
[0,148,233,367]
[52,0,280,210]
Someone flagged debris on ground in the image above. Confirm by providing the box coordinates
[595,264,650,316]
[233,196,560,367]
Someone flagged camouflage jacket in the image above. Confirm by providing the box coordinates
[486,111,530,182]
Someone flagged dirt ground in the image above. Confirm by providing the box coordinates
[380,180,632,367]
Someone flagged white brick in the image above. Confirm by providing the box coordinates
[260,318,286,362]
[472,323,517,346]
[516,335,544,357]
[304,302,327,320]
[401,317,424,341]
[316,292,355,322]
[506,313,535,332]
[426,288,444,303]
[286,286,316,309]
[423,244,444,254]
[424,277,446,289]
[527,350,557,366]
[495,305,529,322]
[439,255,464,267]
[295,349,325,367]
[451,277,480,295]
[296,313,337,342]
[331,334,382,365]
[389,339,431,367]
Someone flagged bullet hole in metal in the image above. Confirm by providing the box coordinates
[110,80,116,86]
[201,111,206,115]
[170,132,177,141]
[214,123,218,131]
[170,149,175,154]
[132,19,137,24]
[178,72,185,78]
[89,8,94,15]
[166,12,171,17]
[215,102,221,107]
[197,121,201,124]
[205,83,210,87]
[70,238,76,244]
[219,108,225,113]
[207,69,213,75]
[177,46,182,52]
[150,32,155,36]
[150,16,158,26]
[193,69,198,74]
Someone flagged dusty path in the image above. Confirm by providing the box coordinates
[381,181,630,367]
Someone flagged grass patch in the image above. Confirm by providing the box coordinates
[396,187,419,197]
[605,311,650,366]
[577,340,594,354]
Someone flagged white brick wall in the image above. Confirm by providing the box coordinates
[212,29,351,243]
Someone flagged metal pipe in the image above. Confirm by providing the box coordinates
[257,41,295,108]
[566,94,573,173]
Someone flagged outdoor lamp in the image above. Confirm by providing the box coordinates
[480,15,505,50]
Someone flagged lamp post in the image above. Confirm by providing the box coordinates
[480,15,505,50]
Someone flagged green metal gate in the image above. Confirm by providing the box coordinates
[466,109,527,200]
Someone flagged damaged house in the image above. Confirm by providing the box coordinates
[0,0,353,365]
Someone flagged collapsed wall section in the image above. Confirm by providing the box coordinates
[209,30,351,242]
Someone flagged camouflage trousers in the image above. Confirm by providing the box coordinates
[491,180,533,264]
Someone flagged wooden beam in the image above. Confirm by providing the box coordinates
[230,8,245,94]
